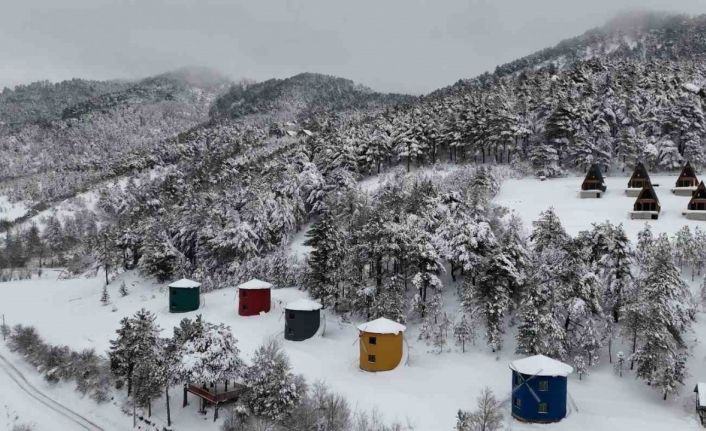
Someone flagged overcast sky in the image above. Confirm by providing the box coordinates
[2,0,706,94]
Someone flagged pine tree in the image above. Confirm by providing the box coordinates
[108,309,161,397]
[629,234,693,399]
[243,340,303,421]
[100,285,110,306]
[119,281,128,297]
[453,314,476,353]
[304,210,345,304]
[530,208,569,253]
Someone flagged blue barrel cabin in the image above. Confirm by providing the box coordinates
[510,354,573,423]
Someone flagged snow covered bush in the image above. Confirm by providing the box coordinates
[242,340,305,421]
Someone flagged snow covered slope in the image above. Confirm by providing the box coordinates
[494,174,701,239]
[0,267,704,430]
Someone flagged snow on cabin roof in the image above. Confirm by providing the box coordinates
[510,354,573,377]
[285,299,323,311]
[169,278,201,288]
[696,383,706,407]
[238,278,273,290]
[357,317,406,334]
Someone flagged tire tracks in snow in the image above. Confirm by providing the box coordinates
[0,352,104,431]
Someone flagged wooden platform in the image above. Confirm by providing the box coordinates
[625,188,642,197]
[684,210,706,221]
[672,187,697,196]
[579,190,603,198]
[629,211,659,220]
[183,382,248,421]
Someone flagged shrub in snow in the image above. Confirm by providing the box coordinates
[119,281,128,296]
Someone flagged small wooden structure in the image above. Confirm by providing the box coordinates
[673,162,700,195]
[510,355,573,424]
[358,317,406,372]
[285,299,323,341]
[626,162,652,197]
[629,184,660,220]
[183,382,247,421]
[169,279,201,313]
[238,279,272,316]
[580,164,607,198]
[685,181,706,220]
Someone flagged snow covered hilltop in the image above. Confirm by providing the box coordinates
[3,8,706,431]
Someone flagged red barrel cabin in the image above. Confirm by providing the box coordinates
[238,279,272,316]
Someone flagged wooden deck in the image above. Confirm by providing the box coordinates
[186,383,247,404]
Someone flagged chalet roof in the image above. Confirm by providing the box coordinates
[169,278,201,288]
[678,161,698,180]
[238,279,273,290]
[629,162,651,183]
[357,317,406,334]
[696,383,706,407]
[583,164,605,184]
[510,354,573,377]
[636,184,659,203]
[690,182,706,201]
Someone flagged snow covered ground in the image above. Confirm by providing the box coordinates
[0,267,704,430]
[0,196,28,223]
[2,172,706,430]
[494,174,701,239]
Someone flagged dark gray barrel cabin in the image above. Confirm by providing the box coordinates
[284,299,323,341]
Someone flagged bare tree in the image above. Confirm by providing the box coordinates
[456,387,503,431]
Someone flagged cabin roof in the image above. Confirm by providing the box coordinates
[636,184,659,203]
[357,317,406,334]
[690,182,706,201]
[678,161,698,180]
[696,383,706,407]
[629,162,651,182]
[510,354,573,377]
[285,299,323,311]
[583,164,605,182]
[238,278,273,290]
[169,278,201,288]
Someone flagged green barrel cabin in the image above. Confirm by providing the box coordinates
[169,278,201,313]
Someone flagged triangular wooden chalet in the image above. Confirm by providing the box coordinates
[633,184,660,213]
[581,164,607,192]
[627,162,651,189]
[688,182,706,211]
[675,161,699,188]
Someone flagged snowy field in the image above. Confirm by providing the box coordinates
[0,196,28,223]
[2,172,706,430]
[0,269,705,430]
[495,174,702,239]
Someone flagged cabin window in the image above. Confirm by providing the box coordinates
[288,312,295,319]
[538,380,549,392]
[369,336,377,345]
[513,397,521,408]
[538,402,548,414]
[368,354,376,363]
[242,291,247,297]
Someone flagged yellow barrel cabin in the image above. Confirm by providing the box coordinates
[358,317,406,372]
